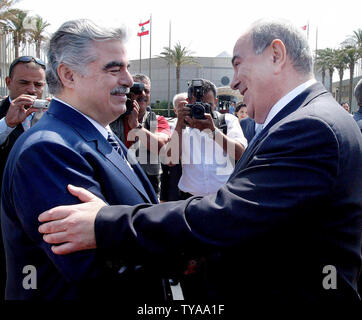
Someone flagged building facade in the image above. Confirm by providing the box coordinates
[128,54,236,106]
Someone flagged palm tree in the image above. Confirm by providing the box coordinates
[316,48,335,92]
[0,0,18,19]
[315,49,329,86]
[341,29,362,106]
[343,46,362,106]
[333,48,349,103]
[0,0,18,32]
[27,15,50,57]
[159,42,198,94]
[6,8,28,58]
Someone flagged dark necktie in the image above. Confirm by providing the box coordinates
[107,131,133,170]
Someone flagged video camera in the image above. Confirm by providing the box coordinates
[186,79,211,119]
[125,82,145,115]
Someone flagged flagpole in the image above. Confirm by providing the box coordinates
[167,20,171,117]
[307,20,309,42]
[149,14,152,82]
[139,32,142,73]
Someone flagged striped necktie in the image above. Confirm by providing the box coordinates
[107,131,134,170]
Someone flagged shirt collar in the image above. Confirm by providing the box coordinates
[52,97,111,139]
[259,78,317,129]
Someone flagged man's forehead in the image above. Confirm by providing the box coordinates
[12,62,45,74]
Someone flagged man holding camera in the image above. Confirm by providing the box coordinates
[0,56,47,190]
[167,79,247,199]
[111,74,170,197]
[0,55,46,300]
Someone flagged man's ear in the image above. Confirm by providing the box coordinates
[57,63,75,89]
[270,39,287,74]
[5,76,11,89]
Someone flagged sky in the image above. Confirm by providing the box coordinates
[13,0,362,63]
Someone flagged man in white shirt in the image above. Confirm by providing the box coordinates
[167,79,247,198]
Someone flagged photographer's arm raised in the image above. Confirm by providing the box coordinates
[188,113,246,161]
[126,100,169,153]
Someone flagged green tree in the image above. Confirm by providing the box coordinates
[27,15,50,57]
[333,48,349,103]
[159,42,198,94]
[322,48,335,92]
[315,49,329,86]
[341,29,362,106]
[0,0,18,20]
[6,8,28,58]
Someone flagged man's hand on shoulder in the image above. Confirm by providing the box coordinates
[38,185,107,255]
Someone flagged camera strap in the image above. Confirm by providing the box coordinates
[213,112,227,135]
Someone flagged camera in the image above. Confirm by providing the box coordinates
[32,99,49,109]
[186,79,211,119]
[125,82,145,115]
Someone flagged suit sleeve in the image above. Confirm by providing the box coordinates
[10,137,108,283]
[95,116,340,260]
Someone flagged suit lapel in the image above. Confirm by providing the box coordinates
[47,99,154,203]
[96,136,154,203]
[230,83,328,179]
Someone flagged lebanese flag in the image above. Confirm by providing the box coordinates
[138,19,150,37]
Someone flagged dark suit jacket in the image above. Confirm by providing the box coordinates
[94,83,362,304]
[239,116,255,143]
[0,97,24,190]
[1,99,161,300]
[0,97,25,300]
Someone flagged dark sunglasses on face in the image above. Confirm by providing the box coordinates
[9,56,46,77]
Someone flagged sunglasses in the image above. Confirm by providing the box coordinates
[9,56,46,77]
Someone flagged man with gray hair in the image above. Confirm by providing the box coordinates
[353,79,362,132]
[1,19,164,300]
[38,19,361,305]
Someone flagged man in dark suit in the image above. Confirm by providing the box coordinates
[1,19,165,300]
[0,56,46,301]
[38,19,362,306]
[239,116,255,143]
[0,56,46,190]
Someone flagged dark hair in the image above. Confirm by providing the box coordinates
[188,79,217,99]
[235,103,246,113]
[8,56,46,78]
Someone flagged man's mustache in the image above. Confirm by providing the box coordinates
[110,86,130,95]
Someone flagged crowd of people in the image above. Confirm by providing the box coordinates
[0,17,361,310]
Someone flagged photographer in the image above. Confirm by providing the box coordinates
[0,56,46,300]
[166,79,247,199]
[110,74,170,196]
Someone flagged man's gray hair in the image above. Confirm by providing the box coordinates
[250,19,313,75]
[354,79,362,107]
[46,19,126,94]
[172,92,187,107]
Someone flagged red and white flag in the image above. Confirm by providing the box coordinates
[138,19,150,37]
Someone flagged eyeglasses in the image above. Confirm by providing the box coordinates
[9,56,46,77]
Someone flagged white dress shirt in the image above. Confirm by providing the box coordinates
[178,112,247,196]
